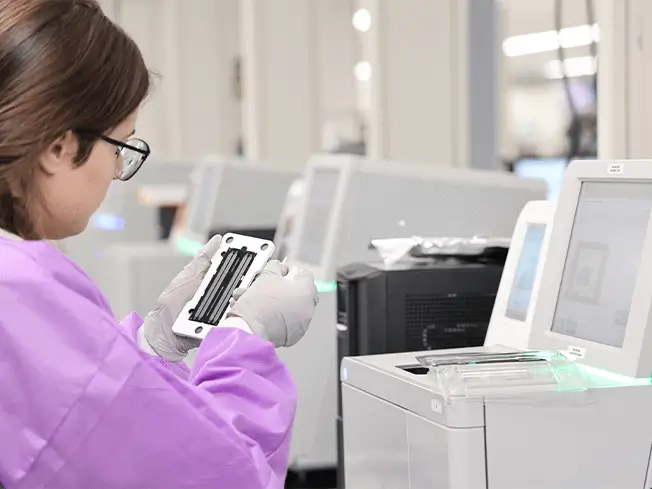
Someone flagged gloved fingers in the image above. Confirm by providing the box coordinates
[161,236,222,300]
[280,267,318,304]
[162,270,207,306]
[260,259,289,277]
[196,234,222,262]
[228,287,246,308]
[291,267,314,282]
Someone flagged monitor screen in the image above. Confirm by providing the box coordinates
[505,223,547,321]
[551,182,652,347]
[187,165,221,235]
[514,158,567,200]
[295,168,341,265]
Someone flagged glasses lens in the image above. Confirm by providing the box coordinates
[117,138,149,181]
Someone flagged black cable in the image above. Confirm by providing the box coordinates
[584,0,598,157]
[585,0,598,94]
[555,0,580,164]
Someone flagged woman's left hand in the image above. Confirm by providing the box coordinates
[142,235,222,362]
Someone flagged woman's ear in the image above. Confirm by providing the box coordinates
[39,130,79,174]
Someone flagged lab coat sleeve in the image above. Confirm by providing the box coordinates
[0,274,296,489]
[120,311,192,379]
[123,312,256,380]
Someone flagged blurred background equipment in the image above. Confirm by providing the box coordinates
[61,160,194,283]
[278,154,546,482]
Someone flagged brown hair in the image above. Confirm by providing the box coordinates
[0,0,151,239]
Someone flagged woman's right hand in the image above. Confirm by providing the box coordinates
[228,260,319,347]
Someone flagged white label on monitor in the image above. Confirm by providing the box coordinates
[607,163,623,174]
[566,345,586,359]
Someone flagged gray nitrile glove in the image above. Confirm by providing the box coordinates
[143,235,222,362]
[228,260,319,347]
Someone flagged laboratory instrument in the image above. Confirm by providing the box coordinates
[484,200,554,349]
[335,244,508,486]
[280,154,547,474]
[340,159,652,489]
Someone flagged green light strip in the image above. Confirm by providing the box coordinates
[578,364,652,388]
[175,236,204,256]
[316,280,337,293]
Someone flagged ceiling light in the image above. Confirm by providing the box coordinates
[354,61,372,82]
[544,56,596,79]
[352,8,371,33]
[503,24,599,57]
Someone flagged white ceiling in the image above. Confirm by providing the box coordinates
[503,0,594,37]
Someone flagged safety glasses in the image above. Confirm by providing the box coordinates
[93,134,151,181]
[0,132,151,182]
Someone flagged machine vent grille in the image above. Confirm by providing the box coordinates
[404,294,496,351]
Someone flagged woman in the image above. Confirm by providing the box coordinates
[0,1,318,488]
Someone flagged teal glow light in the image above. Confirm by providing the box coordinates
[577,364,652,389]
[316,280,338,293]
[176,236,203,256]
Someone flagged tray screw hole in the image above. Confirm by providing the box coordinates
[225,236,234,244]
[195,326,204,334]
[261,243,269,250]
[221,251,226,257]
[189,308,195,314]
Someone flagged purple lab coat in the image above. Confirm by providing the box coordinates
[0,236,296,488]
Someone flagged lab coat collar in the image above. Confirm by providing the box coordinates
[0,228,24,241]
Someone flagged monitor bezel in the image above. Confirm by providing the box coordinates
[485,200,555,350]
[529,159,652,377]
[287,154,357,278]
[174,158,226,244]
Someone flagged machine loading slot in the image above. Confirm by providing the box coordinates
[416,352,549,368]
[190,247,256,325]
[399,365,429,375]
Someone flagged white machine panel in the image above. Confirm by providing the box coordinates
[530,159,652,377]
[272,178,305,260]
[485,201,555,349]
[341,349,652,489]
[289,155,547,280]
[201,155,302,231]
[174,162,223,245]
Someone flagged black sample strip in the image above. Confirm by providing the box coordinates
[190,248,256,325]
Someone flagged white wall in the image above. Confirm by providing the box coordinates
[99,0,241,162]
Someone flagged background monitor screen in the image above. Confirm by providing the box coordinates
[551,182,652,347]
[505,223,547,321]
[295,168,341,265]
[187,165,220,235]
[514,158,567,200]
